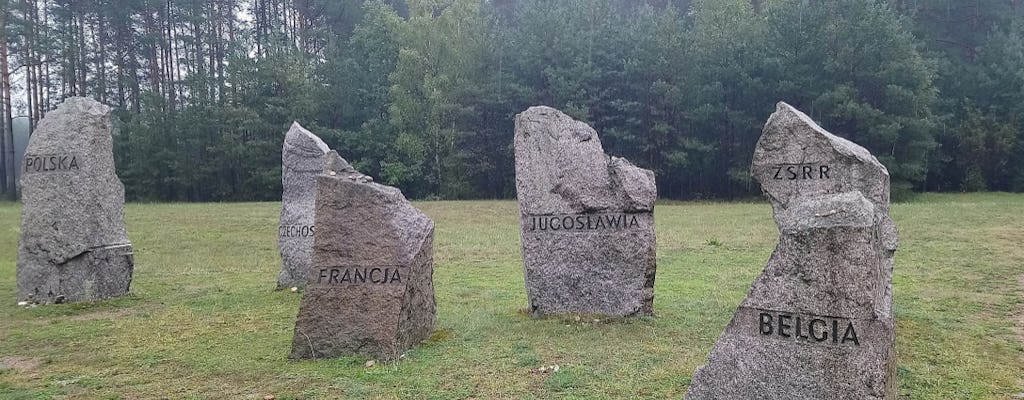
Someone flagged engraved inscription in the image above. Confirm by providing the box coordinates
[523,213,645,233]
[316,266,403,285]
[280,224,315,238]
[757,309,860,346]
[772,163,831,180]
[24,153,80,174]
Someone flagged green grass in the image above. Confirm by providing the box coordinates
[0,193,1022,399]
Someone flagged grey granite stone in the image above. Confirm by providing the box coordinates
[685,102,898,399]
[290,151,435,360]
[277,122,330,289]
[16,97,133,304]
[514,106,657,317]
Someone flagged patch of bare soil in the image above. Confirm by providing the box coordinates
[0,356,42,374]
[66,308,133,321]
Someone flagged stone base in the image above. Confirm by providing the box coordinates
[685,218,896,399]
[522,212,656,317]
[685,307,896,399]
[17,244,134,304]
[289,243,435,361]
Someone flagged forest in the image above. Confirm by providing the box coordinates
[0,0,1022,201]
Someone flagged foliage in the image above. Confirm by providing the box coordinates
[1,0,1023,200]
[763,0,940,198]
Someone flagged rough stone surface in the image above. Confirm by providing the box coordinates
[514,106,657,317]
[277,122,331,289]
[290,151,434,360]
[685,102,898,399]
[16,97,134,304]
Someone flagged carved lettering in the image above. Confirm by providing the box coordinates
[755,309,860,346]
[809,319,828,342]
[771,163,833,181]
[315,267,404,285]
[759,312,773,335]
[842,322,860,345]
[23,153,81,174]
[279,225,316,238]
[778,314,792,337]
[796,316,809,339]
[524,213,648,233]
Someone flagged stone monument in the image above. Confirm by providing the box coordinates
[685,102,898,399]
[290,151,436,360]
[277,122,331,289]
[514,106,657,317]
[16,97,134,304]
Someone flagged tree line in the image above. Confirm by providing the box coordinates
[0,0,1021,201]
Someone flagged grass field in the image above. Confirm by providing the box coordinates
[0,193,1022,399]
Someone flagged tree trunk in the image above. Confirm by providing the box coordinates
[77,8,87,97]
[0,3,11,197]
[172,2,184,105]
[99,10,109,103]
[39,0,49,113]
[215,0,225,103]
[209,2,218,103]
[115,16,127,108]
[24,0,35,132]
[125,6,142,113]
[143,11,161,100]
[95,11,108,103]
[163,0,176,110]
[66,12,76,96]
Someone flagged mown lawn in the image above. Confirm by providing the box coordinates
[0,193,1022,399]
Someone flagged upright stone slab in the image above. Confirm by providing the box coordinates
[685,102,898,399]
[514,106,657,317]
[290,151,436,360]
[16,97,134,304]
[277,122,331,289]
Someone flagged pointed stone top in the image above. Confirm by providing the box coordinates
[751,102,897,249]
[514,106,656,215]
[752,102,891,209]
[31,97,113,143]
[284,122,330,157]
[515,106,606,152]
[282,122,331,172]
[53,96,111,116]
[759,103,885,171]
